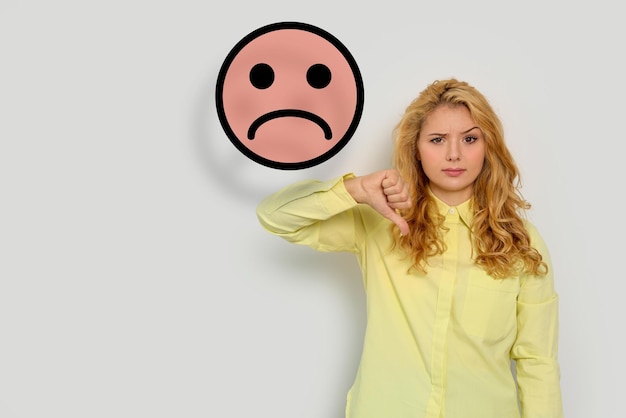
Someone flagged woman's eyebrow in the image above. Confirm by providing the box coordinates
[463,126,480,134]
[426,126,480,136]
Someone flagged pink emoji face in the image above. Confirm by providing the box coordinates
[216,22,364,170]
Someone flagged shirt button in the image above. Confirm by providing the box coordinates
[449,208,455,214]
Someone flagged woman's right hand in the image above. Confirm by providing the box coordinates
[344,169,412,236]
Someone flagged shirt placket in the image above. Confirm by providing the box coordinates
[425,207,459,418]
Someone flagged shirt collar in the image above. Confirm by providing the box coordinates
[429,189,474,227]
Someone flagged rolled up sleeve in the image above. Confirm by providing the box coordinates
[256,173,361,252]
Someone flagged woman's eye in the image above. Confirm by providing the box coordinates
[463,135,478,143]
[430,137,443,144]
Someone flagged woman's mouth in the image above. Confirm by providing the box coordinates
[442,168,465,177]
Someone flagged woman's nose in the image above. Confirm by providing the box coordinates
[446,142,460,161]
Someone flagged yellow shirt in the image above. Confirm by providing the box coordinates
[256,174,563,418]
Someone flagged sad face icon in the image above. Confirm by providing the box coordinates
[215,22,364,170]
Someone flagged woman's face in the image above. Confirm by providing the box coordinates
[417,104,486,206]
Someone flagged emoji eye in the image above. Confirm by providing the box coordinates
[306,64,331,89]
[249,63,274,89]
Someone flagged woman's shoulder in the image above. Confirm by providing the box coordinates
[522,218,551,255]
[522,218,543,237]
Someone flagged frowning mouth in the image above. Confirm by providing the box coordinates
[248,109,332,140]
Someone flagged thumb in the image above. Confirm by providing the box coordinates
[378,205,410,236]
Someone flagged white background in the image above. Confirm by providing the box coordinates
[1,1,622,417]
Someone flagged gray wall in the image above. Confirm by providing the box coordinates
[1,1,620,417]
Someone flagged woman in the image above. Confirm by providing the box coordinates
[256,79,563,418]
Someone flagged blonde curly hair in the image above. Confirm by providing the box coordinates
[392,78,547,279]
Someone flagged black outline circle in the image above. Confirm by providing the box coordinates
[215,21,365,170]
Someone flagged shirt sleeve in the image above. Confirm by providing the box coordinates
[511,222,564,418]
[256,173,364,253]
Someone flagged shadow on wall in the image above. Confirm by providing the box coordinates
[191,70,272,205]
[254,238,368,415]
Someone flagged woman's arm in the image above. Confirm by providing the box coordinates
[256,169,412,251]
[511,223,564,418]
[256,173,361,252]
